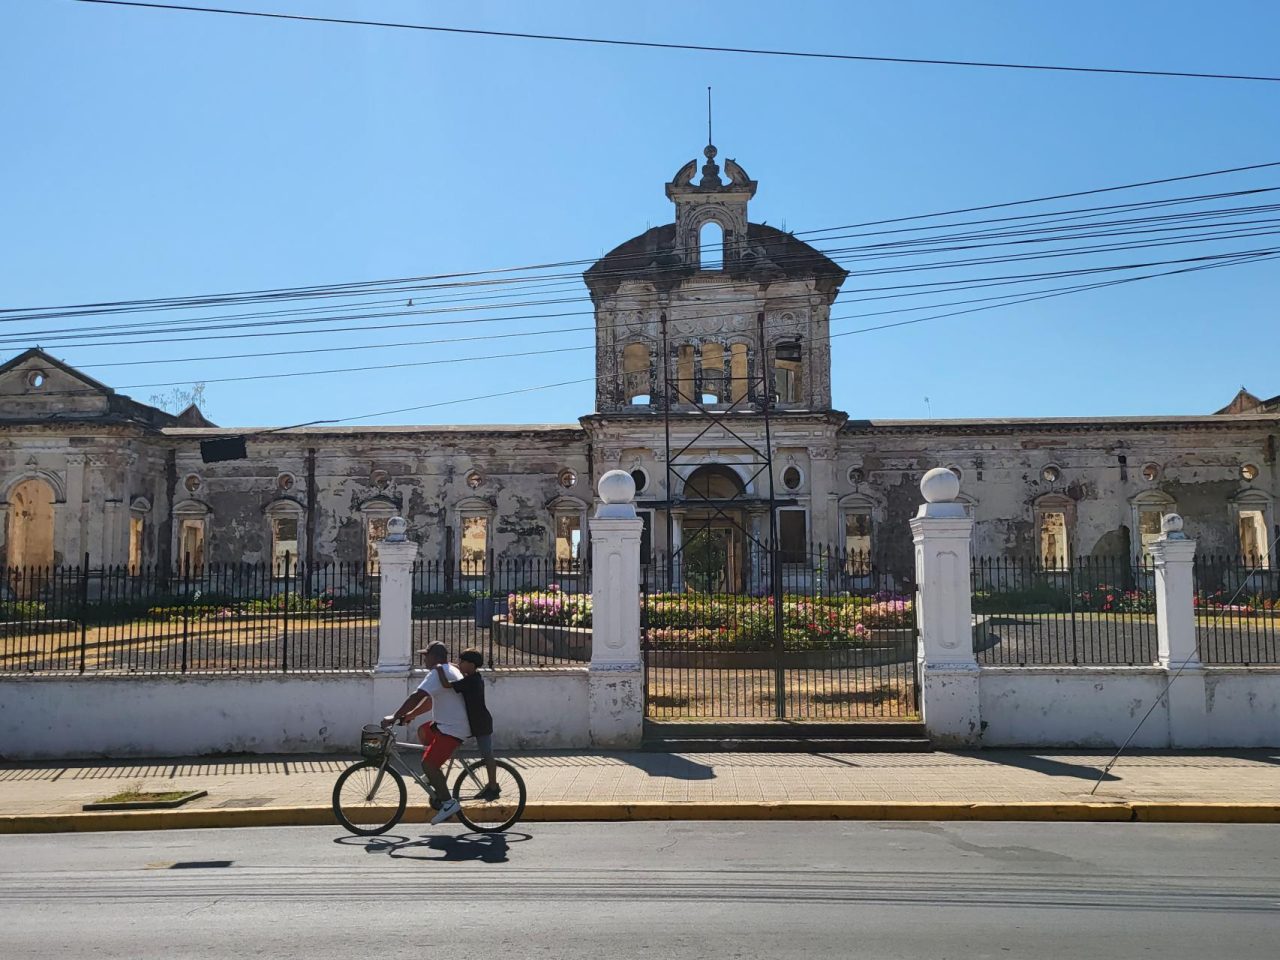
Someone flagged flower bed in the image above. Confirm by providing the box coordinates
[504,588,913,650]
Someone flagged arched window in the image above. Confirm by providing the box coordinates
[5,477,56,571]
[683,464,746,501]
[839,494,876,576]
[773,341,803,404]
[172,500,210,572]
[129,497,151,574]
[698,221,724,270]
[265,499,304,576]
[1130,490,1176,563]
[699,342,725,404]
[548,496,589,577]
[359,498,396,574]
[1033,494,1074,570]
[622,342,652,405]
[676,344,696,404]
[729,342,750,402]
[1230,490,1273,566]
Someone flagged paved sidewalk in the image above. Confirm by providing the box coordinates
[2,748,1278,816]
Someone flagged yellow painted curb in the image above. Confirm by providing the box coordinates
[517,801,1135,822]
[1131,803,1280,823]
[3,800,1278,834]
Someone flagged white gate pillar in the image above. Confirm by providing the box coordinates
[588,470,645,748]
[1149,515,1207,747]
[910,468,980,747]
[375,517,419,675]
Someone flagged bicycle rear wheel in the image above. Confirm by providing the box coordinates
[332,760,407,836]
[452,758,527,833]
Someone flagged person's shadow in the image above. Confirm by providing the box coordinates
[336,831,529,864]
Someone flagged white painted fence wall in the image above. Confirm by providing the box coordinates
[0,670,590,759]
[5,469,1278,759]
[0,474,641,760]
[913,468,1280,748]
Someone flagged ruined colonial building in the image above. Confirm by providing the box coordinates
[2,145,1277,582]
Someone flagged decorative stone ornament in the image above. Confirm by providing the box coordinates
[1160,513,1187,539]
[596,469,637,520]
[384,517,408,542]
[920,466,961,504]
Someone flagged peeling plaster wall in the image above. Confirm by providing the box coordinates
[839,424,1279,566]
[0,428,169,568]
[168,430,591,566]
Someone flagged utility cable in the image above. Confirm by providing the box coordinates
[76,1,1280,84]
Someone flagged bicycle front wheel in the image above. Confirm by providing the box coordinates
[452,758,527,833]
[332,760,407,836]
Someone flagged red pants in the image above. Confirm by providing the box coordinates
[418,722,462,768]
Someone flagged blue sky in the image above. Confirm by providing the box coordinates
[2,0,1278,426]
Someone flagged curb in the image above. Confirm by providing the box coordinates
[4,801,1280,834]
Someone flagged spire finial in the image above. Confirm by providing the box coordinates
[707,85,713,147]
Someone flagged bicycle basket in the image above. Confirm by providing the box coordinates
[359,724,391,760]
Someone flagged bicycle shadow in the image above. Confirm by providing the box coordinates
[336,831,531,864]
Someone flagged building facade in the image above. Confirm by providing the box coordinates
[2,146,1277,580]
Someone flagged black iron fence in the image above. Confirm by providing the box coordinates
[413,555,592,669]
[643,544,919,720]
[1193,555,1280,665]
[1,553,591,674]
[972,555,1158,665]
[1,557,379,673]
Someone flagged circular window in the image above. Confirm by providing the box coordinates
[26,370,46,389]
[630,469,648,494]
[558,468,577,489]
[1241,463,1259,481]
[465,470,484,489]
[848,467,865,484]
[948,465,963,482]
[1141,463,1160,482]
[1041,465,1061,483]
[782,466,803,490]
[277,473,295,491]
[183,474,201,493]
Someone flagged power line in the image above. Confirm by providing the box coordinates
[24,226,1280,353]
[5,164,1276,323]
[76,247,1280,371]
[114,249,1275,390]
[264,249,1278,430]
[13,206,1280,349]
[76,1,1280,84]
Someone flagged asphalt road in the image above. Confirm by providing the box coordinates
[3,822,1279,959]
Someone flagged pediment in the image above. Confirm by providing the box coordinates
[0,348,114,419]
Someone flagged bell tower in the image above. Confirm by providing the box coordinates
[665,143,757,272]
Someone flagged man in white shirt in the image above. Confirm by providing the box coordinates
[384,641,472,824]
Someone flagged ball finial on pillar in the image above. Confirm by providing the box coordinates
[920,467,961,504]
[596,469,638,519]
[385,517,408,542]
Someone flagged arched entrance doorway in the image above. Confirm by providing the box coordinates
[680,464,747,592]
[6,478,56,582]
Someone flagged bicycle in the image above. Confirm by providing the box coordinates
[332,723,527,836]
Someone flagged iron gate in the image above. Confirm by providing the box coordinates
[642,541,919,719]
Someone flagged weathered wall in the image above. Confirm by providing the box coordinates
[0,668,590,759]
[167,427,591,567]
[978,667,1171,747]
[977,666,1280,748]
[840,421,1278,567]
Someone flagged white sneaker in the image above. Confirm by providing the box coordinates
[430,797,461,825]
